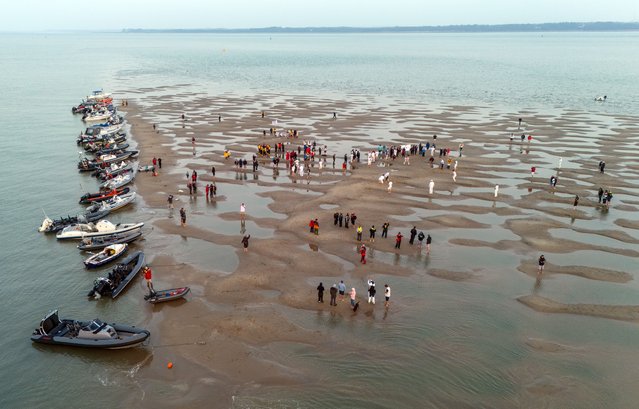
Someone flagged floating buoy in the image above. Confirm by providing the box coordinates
[167,362,173,369]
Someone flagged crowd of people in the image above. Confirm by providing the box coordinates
[316,279,392,311]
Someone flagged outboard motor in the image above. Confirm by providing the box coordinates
[88,277,113,298]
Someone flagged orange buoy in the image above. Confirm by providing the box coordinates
[167,362,173,369]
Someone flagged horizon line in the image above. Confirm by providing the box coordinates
[2,21,639,34]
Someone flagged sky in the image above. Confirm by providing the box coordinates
[3,0,638,31]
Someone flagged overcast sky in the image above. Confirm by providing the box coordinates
[3,0,638,31]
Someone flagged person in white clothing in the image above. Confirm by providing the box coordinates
[428,179,435,194]
[384,284,391,307]
[387,181,393,193]
[367,279,376,304]
[494,185,499,198]
[452,170,457,182]
[378,174,385,184]
[240,203,246,220]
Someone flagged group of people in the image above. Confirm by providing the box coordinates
[597,187,614,208]
[329,212,432,255]
[204,183,217,198]
[308,218,319,235]
[317,279,392,310]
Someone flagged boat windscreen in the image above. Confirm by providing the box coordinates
[41,313,60,334]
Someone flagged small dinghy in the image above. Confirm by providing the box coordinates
[56,219,144,240]
[145,287,191,304]
[78,229,142,251]
[88,251,146,299]
[138,165,155,172]
[84,243,128,268]
[79,187,130,204]
[31,310,150,349]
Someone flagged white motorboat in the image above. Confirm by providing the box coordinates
[82,123,123,138]
[56,220,144,240]
[99,192,136,212]
[83,111,113,123]
[86,90,112,101]
[101,172,135,190]
[84,243,128,268]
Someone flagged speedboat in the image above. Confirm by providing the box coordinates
[86,90,112,101]
[56,219,144,240]
[99,192,136,212]
[38,205,110,233]
[78,229,142,251]
[93,161,132,179]
[89,143,130,155]
[101,172,135,190]
[31,310,149,349]
[87,251,145,299]
[83,110,113,123]
[77,129,125,146]
[84,243,128,268]
[78,151,136,170]
[79,187,130,204]
[81,123,123,138]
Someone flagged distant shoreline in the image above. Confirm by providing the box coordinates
[123,22,639,34]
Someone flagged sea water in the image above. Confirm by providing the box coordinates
[1,32,639,408]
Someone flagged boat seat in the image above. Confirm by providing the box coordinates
[93,322,108,334]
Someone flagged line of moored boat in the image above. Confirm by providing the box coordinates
[32,90,182,350]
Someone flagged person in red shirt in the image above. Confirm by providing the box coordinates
[143,266,155,295]
[395,232,403,249]
[531,166,536,177]
[360,244,367,264]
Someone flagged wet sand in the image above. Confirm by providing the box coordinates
[117,87,639,407]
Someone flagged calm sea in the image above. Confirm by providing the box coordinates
[0,32,638,408]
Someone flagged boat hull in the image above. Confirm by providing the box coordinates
[31,323,149,349]
[145,287,191,304]
[77,230,142,251]
[56,222,144,240]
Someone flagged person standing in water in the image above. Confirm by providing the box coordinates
[538,255,546,274]
[317,282,325,303]
[384,284,391,307]
[329,284,338,306]
[240,203,246,221]
[241,234,250,252]
[179,207,186,227]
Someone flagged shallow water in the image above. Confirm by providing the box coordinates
[2,31,639,409]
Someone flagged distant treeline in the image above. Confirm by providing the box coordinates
[123,22,639,34]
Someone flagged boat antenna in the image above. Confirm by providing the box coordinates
[41,208,49,219]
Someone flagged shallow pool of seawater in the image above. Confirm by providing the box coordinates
[170,236,239,274]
